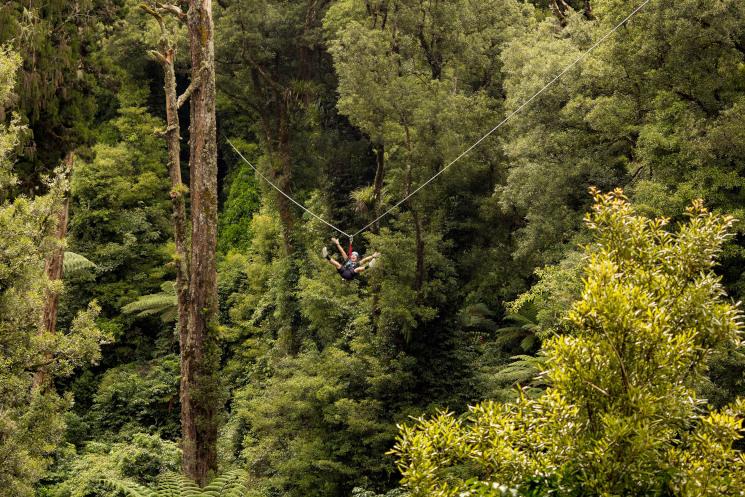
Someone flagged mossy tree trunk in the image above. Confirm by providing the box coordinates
[35,152,74,390]
[184,0,220,484]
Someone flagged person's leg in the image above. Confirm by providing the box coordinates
[322,246,342,269]
[328,258,342,270]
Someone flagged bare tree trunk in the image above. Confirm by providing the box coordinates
[143,3,193,382]
[161,47,191,362]
[34,152,74,389]
[184,0,220,484]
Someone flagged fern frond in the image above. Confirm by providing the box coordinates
[519,334,538,351]
[157,473,201,497]
[492,329,528,348]
[350,185,376,214]
[103,471,247,497]
[122,293,177,313]
[493,354,547,385]
[461,303,498,331]
[101,478,159,497]
[132,306,172,318]
[160,281,176,293]
[202,470,247,497]
[160,307,178,323]
[63,251,96,275]
[122,282,177,321]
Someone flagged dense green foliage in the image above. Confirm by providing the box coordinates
[1,0,744,495]
[393,190,744,496]
[0,47,106,497]
[0,0,119,188]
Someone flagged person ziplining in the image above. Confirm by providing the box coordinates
[322,237,380,280]
[225,0,650,271]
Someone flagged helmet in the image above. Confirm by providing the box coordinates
[351,251,359,258]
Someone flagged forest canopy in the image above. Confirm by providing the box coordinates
[0,0,744,496]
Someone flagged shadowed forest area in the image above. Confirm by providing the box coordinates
[1,0,745,496]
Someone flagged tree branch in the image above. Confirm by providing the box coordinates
[177,64,209,109]
[157,1,187,22]
[148,49,169,65]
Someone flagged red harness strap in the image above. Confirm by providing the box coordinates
[347,236,354,258]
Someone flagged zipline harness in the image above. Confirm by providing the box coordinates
[226,0,652,253]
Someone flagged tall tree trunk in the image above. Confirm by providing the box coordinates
[413,210,425,293]
[142,7,194,383]
[258,102,296,256]
[161,46,191,364]
[372,144,385,233]
[403,126,425,293]
[275,103,296,255]
[184,0,220,484]
[370,144,385,330]
[34,152,74,389]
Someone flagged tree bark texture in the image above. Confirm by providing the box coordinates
[275,103,296,255]
[184,0,220,485]
[372,144,385,233]
[34,152,74,389]
[160,45,191,365]
[41,152,73,335]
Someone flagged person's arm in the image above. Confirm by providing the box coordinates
[332,237,348,260]
[358,252,380,266]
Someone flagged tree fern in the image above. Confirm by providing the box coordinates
[492,354,547,389]
[201,471,247,497]
[462,301,541,353]
[103,471,247,497]
[63,251,96,276]
[122,281,177,322]
[493,302,540,353]
[151,473,201,497]
[466,301,547,400]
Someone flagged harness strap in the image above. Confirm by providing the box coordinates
[347,236,354,258]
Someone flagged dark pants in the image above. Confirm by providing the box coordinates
[338,267,357,280]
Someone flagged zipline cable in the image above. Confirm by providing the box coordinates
[227,0,652,241]
[226,138,353,238]
[350,0,651,237]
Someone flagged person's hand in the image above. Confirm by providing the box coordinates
[373,252,381,257]
[331,237,339,244]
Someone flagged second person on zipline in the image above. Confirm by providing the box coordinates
[323,237,380,280]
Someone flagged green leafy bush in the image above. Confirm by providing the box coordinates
[89,355,181,439]
[44,433,180,497]
[392,190,744,497]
